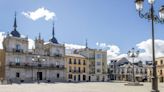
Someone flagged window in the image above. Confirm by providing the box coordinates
[69,58,72,64]
[102,62,104,66]
[74,67,76,72]
[160,70,163,75]
[74,75,76,81]
[83,67,86,73]
[56,49,60,54]
[68,74,72,79]
[69,66,72,72]
[161,60,163,65]
[145,69,147,74]
[78,59,81,65]
[83,60,86,65]
[57,73,60,78]
[150,71,152,75]
[96,54,101,59]
[74,59,76,64]
[16,44,21,50]
[56,61,59,66]
[16,72,20,78]
[15,57,20,65]
[102,54,106,58]
[140,69,143,74]
[155,61,157,65]
[136,69,139,74]
[97,62,101,66]
[97,69,101,73]
[78,67,81,73]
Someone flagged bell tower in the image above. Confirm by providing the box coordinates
[34,33,44,55]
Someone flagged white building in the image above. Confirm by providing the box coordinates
[2,14,66,83]
[117,61,147,82]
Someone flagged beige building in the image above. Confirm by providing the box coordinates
[147,57,164,82]
[65,54,88,82]
[0,49,5,81]
[156,57,164,82]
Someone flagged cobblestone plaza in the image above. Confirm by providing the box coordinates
[0,82,164,92]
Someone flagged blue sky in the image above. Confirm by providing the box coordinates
[0,0,164,60]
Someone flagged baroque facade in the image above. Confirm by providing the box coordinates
[0,14,109,83]
[2,14,66,83]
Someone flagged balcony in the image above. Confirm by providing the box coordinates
[12,49,24,53]
[102,71,107,74]
[89,71,95,74]
[70,70,86,73]
[54,54,63,58]
[8,62,65,70]
[89,58,95,61]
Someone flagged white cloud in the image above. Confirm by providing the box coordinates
[137,39,164,61]
[65,43,85,50]
[97,39,164,63]
[28,39,35,50]
[96,42,126,62]
[22,7,56,21]
[65,43,85,54]
[0,32,5,49]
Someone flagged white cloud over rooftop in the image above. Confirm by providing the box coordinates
[22,7,56,21]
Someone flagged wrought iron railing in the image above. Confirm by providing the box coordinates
[8,62,65,70]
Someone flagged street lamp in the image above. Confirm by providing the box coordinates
[127,48,139,83]
[135,0,164,92]
[32,55,46,84]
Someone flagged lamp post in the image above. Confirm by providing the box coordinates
[127,48,139,83]
[135,0,164,92]
[32,55,46,84]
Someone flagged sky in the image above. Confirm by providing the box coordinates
[0,0,164,62]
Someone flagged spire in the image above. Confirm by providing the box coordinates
[39,33,41,40]
[10,12,20,37]
[14,12,17,31]
[52,21,55,38]
[86,39,88,48]
[49,21,58,44]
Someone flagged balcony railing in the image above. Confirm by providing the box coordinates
[54,54,63,58]
[89,71,95,74]
[8,62,65,70]
[12,49,24,53]
[70,70,86,73]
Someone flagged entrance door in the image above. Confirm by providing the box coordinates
[37,72,42,80]
[89,76,91,81]
[78,75,81,82]
[160,77,164,82]
[83,75,86,81]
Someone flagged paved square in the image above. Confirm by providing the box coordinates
[0,82,164,92]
